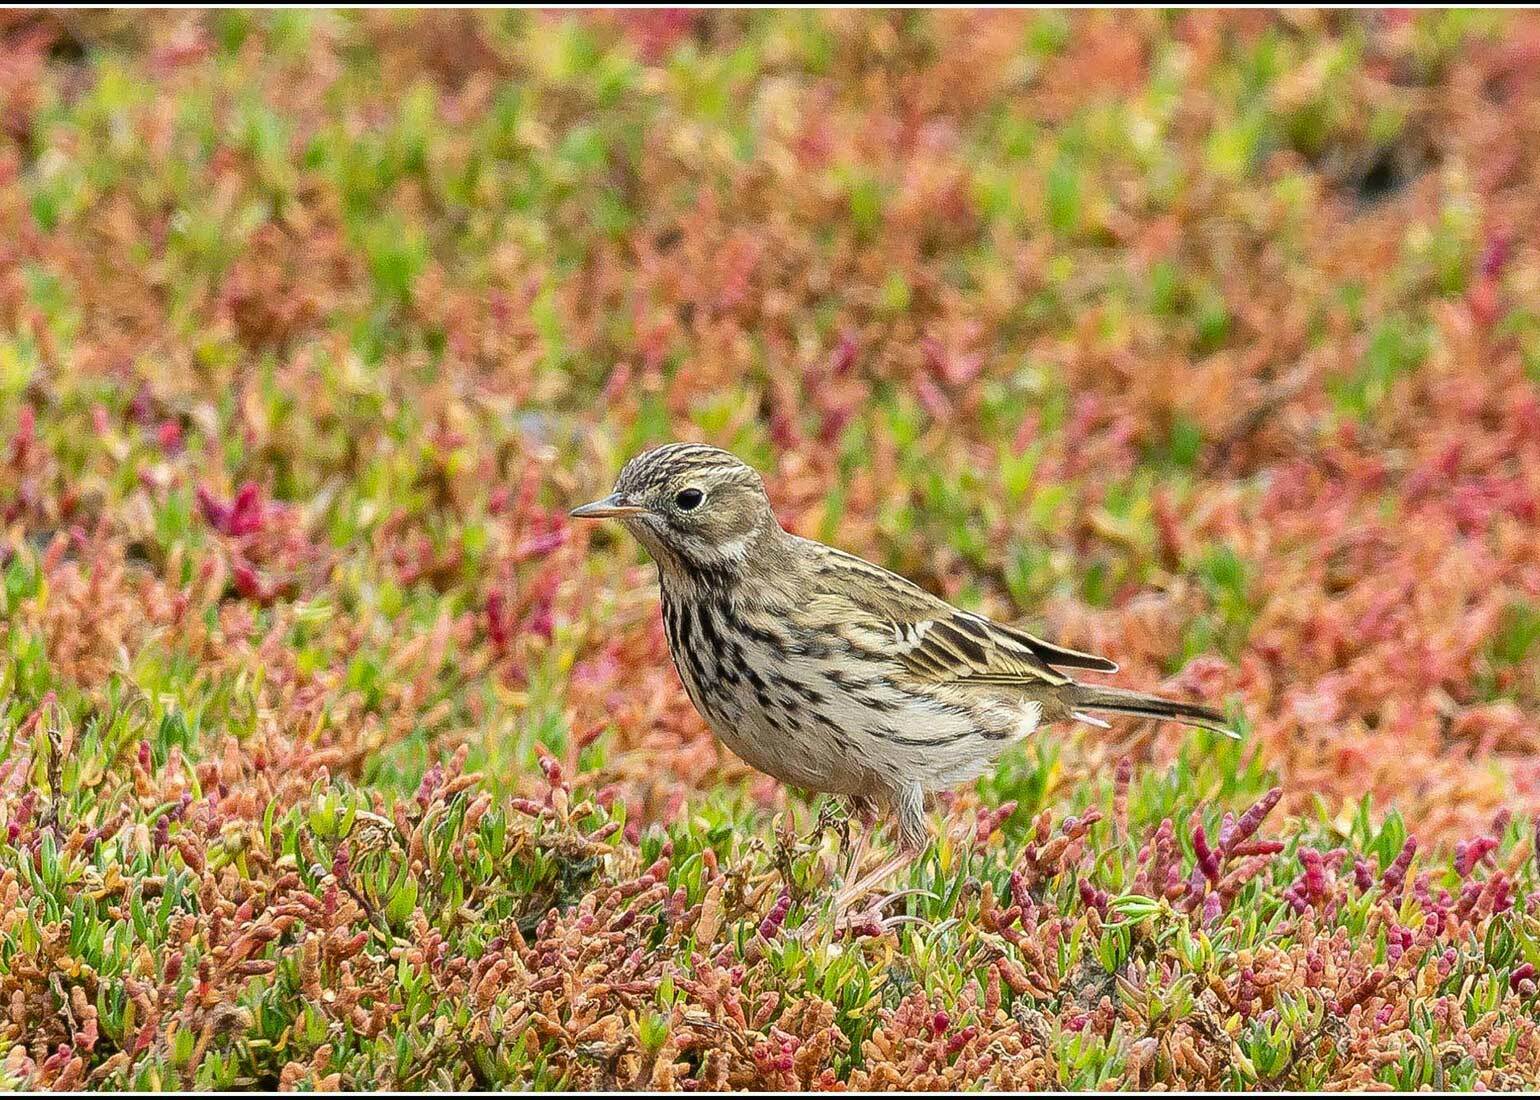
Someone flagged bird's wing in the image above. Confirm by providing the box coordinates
[804,545,1117,688]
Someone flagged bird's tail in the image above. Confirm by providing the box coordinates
[1068,684,1237,739]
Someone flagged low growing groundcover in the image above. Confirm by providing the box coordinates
[2,8,1540,1090]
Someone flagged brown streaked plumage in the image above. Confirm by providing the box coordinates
[572,443,1233,912]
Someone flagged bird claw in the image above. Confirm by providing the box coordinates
[847,888,935,935]
[794,885,934,942]
[873,887,937,908]
[811,905,888,940]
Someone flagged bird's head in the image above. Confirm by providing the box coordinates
[571,443,780,576]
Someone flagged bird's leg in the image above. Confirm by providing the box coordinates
[795,854,913,944]
[820,785,929,934]
[839,795,879,882]
[830,847,919,914]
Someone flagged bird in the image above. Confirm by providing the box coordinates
[571,443,1233,917]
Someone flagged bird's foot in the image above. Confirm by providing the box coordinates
[834,794,881,872]
[796,886,935,941]
[833,848,916,907]
[794,850,927,941]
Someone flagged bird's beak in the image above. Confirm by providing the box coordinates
[569,492,647,520]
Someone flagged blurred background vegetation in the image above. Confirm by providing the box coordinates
[2,9,1539,1089]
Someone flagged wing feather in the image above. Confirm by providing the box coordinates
[989,621,1119,673]
[805,545,1115,687]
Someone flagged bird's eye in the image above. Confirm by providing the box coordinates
[675,488,704,511]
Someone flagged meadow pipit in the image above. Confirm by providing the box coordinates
[572,444,1232,914]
